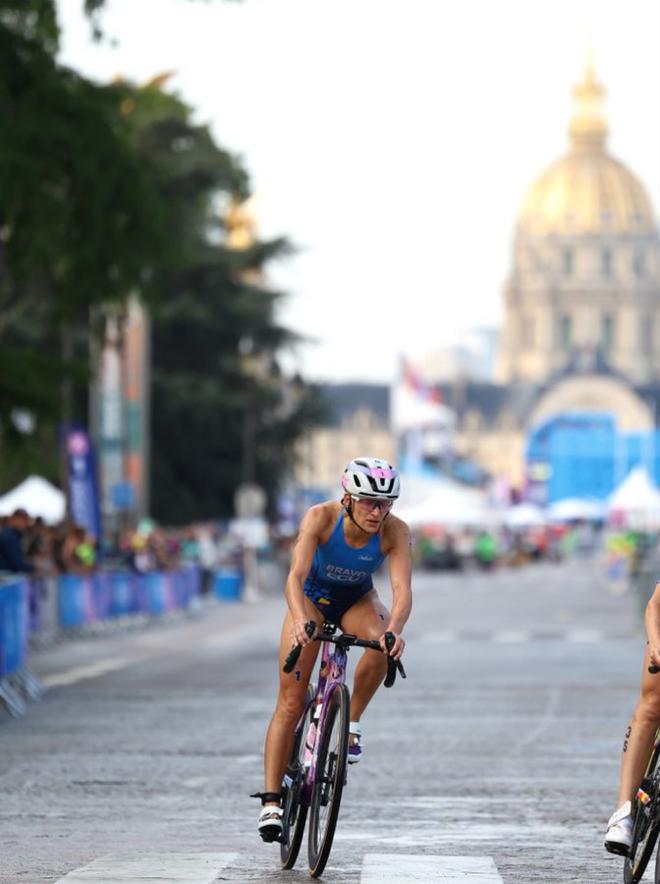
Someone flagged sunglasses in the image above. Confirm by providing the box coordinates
[352,496,393,512]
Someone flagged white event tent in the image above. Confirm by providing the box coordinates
[396,473,497,528]
[504,502,547,528]
[547,497,606,522]
[607,466,660,529]
[0,475,66,525]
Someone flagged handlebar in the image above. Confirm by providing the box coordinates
[282,620,407,687]
[282,621,316,673]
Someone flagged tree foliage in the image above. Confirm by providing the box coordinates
[0,1,325,518]
[121,85,323,523]
[0,3,167,486]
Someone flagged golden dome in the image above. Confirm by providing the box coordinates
[517,65,657,237]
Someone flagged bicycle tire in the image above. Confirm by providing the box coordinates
[307,683,350,878]
[280,684,315,869]
[625,742,660,883]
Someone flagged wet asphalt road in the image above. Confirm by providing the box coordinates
[0,557,651,883]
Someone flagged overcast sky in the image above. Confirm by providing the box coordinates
[56,0,660,384]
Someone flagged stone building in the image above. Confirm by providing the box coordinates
[296,64,660,504]
[443,63,660,501]
[295,385,394,496]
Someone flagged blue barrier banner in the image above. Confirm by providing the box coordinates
[0,580,28,677]
[57,568,200,627]
[27,578,41,634]
[106,571,138,617]
[58,574,97,627]
[92,574,111,620]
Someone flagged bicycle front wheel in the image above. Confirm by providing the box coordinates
[625,741,660,883]
[307,683,350,878]
[280,684,315,870]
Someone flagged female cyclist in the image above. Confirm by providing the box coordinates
[256,457,412,841]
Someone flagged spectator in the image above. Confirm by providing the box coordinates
[0,508,35,573]
[59,524,95,575]
[474,529,498,570]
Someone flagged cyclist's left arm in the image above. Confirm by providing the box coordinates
[382,517,413,660]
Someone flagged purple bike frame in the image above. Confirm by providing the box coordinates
[299,639,349,804]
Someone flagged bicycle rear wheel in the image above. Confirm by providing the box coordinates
[280,684,315,870]
[307,683,350,878]
[625,741,660,883]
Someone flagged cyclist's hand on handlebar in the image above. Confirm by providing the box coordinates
[292,618,315,647]
[380,631,405,660]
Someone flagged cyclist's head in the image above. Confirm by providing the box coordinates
[341,457,400,502]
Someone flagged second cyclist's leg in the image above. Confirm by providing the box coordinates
[606,646,660,854]
[339,591,389,762]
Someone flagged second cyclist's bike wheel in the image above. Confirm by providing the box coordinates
[625,742,660,883]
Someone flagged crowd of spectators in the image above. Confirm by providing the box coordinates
[0,509,245,589]
[0,510,98,577]
[414,522,600,571]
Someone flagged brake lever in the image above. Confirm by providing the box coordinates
[383,631,399,688]
[282,620,316,673]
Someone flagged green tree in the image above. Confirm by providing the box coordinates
[0,2,325,518]
[122,84,323,522]
[0,2,167,486]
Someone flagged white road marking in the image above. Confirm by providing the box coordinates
[492,630,529,643]
[54,852,238,882]
[420,631,458,643]
[417,628,610,644]
[360,853,503,882]
[566,629,602,642]
[42,657,139,688]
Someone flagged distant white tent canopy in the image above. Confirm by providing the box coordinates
[0,475,66,524]
[396,474,497,528]
[504,503,547,528]
[607,466,660,529]
[547,497,606,522]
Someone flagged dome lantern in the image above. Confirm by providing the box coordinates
[568,60,609,152]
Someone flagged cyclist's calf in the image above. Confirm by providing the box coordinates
[635,690,660,728]
[273,688,308,729]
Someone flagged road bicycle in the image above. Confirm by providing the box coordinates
[279,619,406,878]
[625,662,660,883]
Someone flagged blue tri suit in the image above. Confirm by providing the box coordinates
[303,510,385,623]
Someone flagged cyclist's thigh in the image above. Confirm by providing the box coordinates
[277,598,324,696]
[339,589,389,642]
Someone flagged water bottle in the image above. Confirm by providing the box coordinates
[303,703,321,768]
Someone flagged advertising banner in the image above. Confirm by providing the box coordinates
[65,425,102,539]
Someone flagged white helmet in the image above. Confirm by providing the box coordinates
[341,457,400,500]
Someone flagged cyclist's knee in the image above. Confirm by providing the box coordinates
[360,645,387,669]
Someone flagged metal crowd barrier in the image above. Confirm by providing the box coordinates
[0,566,202,718]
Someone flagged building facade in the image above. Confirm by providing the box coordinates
[444,63,660,501]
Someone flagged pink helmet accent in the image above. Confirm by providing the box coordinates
[342,457,400,500]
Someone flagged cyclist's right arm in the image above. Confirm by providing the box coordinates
[285,505,329,647]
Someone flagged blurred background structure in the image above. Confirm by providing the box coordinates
[1,0,660,554]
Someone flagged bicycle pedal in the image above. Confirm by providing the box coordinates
[259,826,283,844]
